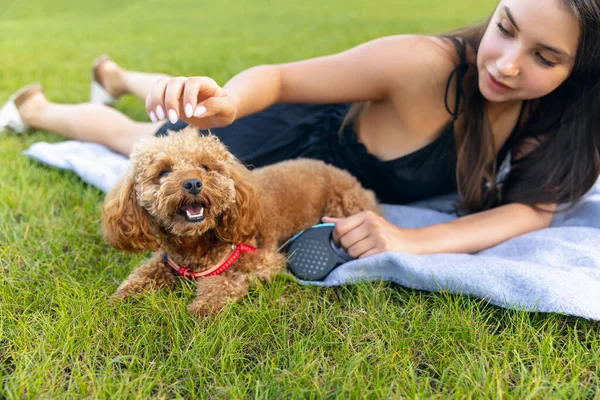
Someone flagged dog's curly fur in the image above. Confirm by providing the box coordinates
[103,127,380,316]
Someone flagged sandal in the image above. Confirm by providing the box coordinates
[0,83,43,133]
[90,55,118,105]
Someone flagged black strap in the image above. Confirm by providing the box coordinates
[443,37,469,120]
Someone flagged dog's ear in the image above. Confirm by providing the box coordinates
[102,169,160,253]
[215,160,261,244]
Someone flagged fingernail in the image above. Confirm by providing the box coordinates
[149,111,158,123]
[168,109,178,124]
[194,105,207,117]
[185,103,193,118]
[156,106,165,120]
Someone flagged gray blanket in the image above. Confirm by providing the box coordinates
[24,141,600,320]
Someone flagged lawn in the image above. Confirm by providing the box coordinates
[1,0,599,398]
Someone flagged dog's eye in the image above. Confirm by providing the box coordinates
[200,165,209,172]
[159,170,171,178]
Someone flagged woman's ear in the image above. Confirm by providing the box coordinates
[214,160,261,244]
[102,169,160,253]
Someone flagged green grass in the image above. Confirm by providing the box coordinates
[1,0,600,398]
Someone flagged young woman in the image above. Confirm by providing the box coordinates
[1,0,599,257]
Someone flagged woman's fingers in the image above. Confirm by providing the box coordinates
[145,78,169,122]
[324,211,377,245]
[181,77,222,118]
[163,77,187,123]
[146,76,229,126]
[198,96,235,120]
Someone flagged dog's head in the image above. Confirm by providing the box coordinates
[102,128,261,253]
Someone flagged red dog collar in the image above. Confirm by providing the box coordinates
[164,243,257,279]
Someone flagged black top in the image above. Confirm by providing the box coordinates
[156,46,521,205]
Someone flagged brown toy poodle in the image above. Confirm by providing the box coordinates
[103,127,380,316]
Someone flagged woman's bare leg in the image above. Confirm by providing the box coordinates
[10,59,176,156]
[18,92,163,156]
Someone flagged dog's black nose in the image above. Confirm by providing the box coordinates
[182,178,203,195]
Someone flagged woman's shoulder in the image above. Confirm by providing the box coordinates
[372,34,463,66]
[372,34,466,98]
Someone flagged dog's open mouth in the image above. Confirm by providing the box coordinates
[178,203,205,223]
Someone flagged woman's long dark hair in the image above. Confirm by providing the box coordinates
[449,0,600,213]
[343,0,600,213]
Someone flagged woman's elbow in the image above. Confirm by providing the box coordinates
[533,203,557,229]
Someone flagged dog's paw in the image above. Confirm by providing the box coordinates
[111,289,132,301]
[108,285,135,306]
[187,299,226,317]
[111,280,143,299]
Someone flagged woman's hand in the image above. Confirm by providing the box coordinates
[322,211,423,258]
[145,76,237,129]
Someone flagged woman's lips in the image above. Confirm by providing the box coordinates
[486,71,512,94]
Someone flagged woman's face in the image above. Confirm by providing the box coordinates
[477,0,580,103]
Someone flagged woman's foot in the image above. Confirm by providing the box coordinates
[90,55,126,105]
[0,84,45,133]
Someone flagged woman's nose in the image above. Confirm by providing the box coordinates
[496,50,521,77]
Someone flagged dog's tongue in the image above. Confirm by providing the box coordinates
[183,204,204,214]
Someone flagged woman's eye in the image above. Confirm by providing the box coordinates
[536,53,557,68]
[496,21,512,38]
[159,170,171,178]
